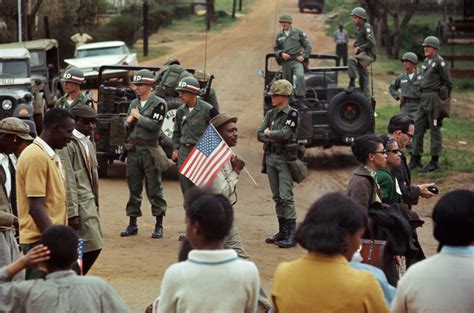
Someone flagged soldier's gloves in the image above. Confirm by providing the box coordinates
[68,216,81,231]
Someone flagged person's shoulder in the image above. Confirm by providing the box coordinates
[376,168,392,178]
[19,142,45,160]
[198,98,213,110]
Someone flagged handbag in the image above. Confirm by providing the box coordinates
[360,239,387,270]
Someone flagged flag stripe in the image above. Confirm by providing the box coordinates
[192,144,226,183]
[194,144,231,186]
[199,149,232,187]
[187,152,206,181]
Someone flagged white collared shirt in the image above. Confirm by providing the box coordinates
[73,129,91,159]
[0,154,11,197]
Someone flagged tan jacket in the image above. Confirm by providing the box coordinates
[347,166,381,210]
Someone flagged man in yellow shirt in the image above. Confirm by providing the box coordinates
[16,108,75,279]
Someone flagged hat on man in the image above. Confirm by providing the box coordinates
[0,117,34,141]
[70,104,98,119]
[194,70,209,83]
[62,68,85,84]
[22,120,37,139]
[210,113,238,130]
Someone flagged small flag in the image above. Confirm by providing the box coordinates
[179,125,232,187]
[77,239,84,275]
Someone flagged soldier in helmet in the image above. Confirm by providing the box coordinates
[55,68,92,110]
[155,56,191,98]
[410,36,452,172]
[172,77,218,197]
[274,13,312,100]
[347,7,376,99]
[120,70,168,239]
[389,52,422,120]
[194,70,219,111]
[257,79,299,249]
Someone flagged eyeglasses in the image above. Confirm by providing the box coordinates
[386,149,401,154]
[372,150,387,154]
[403,132,414,139]
[77,118,97,125]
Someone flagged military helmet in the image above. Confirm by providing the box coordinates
[164,56,180,66]
[268,79,293,96]
[279,13,293,24]
[422,36,440,49]
[351,7,367,20]
[62,68,85,84]
[194,70,209,83]
[401,52,418,65]
[131,69,155,85]
[176,77,201,95]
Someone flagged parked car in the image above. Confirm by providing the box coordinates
[0,48,34,120]
[65,41,138,87]
[0,39,64,132]
[298,0,325,13]
[259,53,375,148]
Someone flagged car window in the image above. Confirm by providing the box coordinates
[0,60,29,78]
[76,45,126,58]
[29,51,46,68]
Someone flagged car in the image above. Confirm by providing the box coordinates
[298,0,325,13]
[0,48,35,120]
[64,41,138,87]
[0,39,64,132]
[94,65,212,178]
[259,53,375,148]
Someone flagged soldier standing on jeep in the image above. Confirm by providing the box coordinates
[274,13,312,100]
[194,70,219,111]
[55,68,92,110]
[120,70,168,239]
[347,7,376,99]
[155,56,191,98]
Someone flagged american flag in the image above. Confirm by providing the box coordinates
[77,239,84,275]
[179,124,232,187]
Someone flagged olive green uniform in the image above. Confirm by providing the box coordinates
[125,95,167,218]
[200,88,219,111]
[274,28,312,97]
[389,70,422,119]
[172,99,216,194]
[348,22,376,98]
[257,104,299,220]
[413,54,452,157]
[54,93,92,111]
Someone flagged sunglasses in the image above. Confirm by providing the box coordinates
[402,131,414,139]
[76,118,97,125]
[372,150,387,154]
[386,149,401,154]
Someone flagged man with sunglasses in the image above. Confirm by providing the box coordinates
[58,104,103,274]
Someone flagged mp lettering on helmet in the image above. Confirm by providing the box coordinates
[134,75,142,82]
[178,81,188,88]
[65,73,72,79]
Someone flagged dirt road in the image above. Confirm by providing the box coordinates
[92,1,439,311]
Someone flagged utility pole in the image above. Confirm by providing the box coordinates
[143,1,149,57]
[17,0,22,42]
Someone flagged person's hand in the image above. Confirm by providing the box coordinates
[296,55,304,62]
[231,155,245,174]
[281,53,290,61]
[12,216,19,229]
[354,47,360,54]
[394,255,401,266]
[68,216,80,231]
[22,245,50,268]
[419,183,436,199]
[127,115,135,124]
[400,95,405,103]
[264,128,271,137]
[171,149,179,162]
[131,108,141,119]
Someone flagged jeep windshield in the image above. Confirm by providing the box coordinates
[0,60,29,78]
[76,45,126,58]
[29,50,46,68]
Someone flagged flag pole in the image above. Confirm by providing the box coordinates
[210,124,258,185]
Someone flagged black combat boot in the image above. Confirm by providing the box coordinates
[265,217,286,244]
[151,215,164,238]
[120,217,138,237]
[277,219,297,248]
[409,155,423,170]
[420,156,440,173]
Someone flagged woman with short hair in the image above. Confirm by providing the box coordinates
[271,192,389,313]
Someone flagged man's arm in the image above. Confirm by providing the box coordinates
[300,30,312,58]
[389,76,402,100]
[28,197,52,232]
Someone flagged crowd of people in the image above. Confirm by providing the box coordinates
[0,4,469,313]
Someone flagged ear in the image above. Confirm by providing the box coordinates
[190,220,200,236]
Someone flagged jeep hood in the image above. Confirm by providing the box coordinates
[64,55,128,70]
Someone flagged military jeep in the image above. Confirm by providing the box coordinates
[260,53,375,148]
[0,39,64,132]
[95,65,210,178]
[0,48,35,120]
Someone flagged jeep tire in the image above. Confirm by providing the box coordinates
[327,90,374,135]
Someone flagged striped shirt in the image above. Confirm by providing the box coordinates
[334,29,349,44]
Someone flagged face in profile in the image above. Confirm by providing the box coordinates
[219,122,238,147]
[386,141,401,168]
[370,143,387,170]
[52,118,75,149]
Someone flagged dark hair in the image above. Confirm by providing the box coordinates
[295,192,368,254]
[432,189,474,247]
[178,238,193,262]
[184,188,234,243]
[387,114,414,134]
[351,134,383,164]
[40,225,78,270]
[380,135,396,149]
[43,108,74,129]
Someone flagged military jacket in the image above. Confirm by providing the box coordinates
[355,22,376,56]
[172,99,215,149]
[257,104,299,149]
[0,175,14,230]
[200,88,219,111]
[54,93,92,111]
[420,54,452,92]
[274,27,312,61]
[127,94,167,141]
[389,70,421,100]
